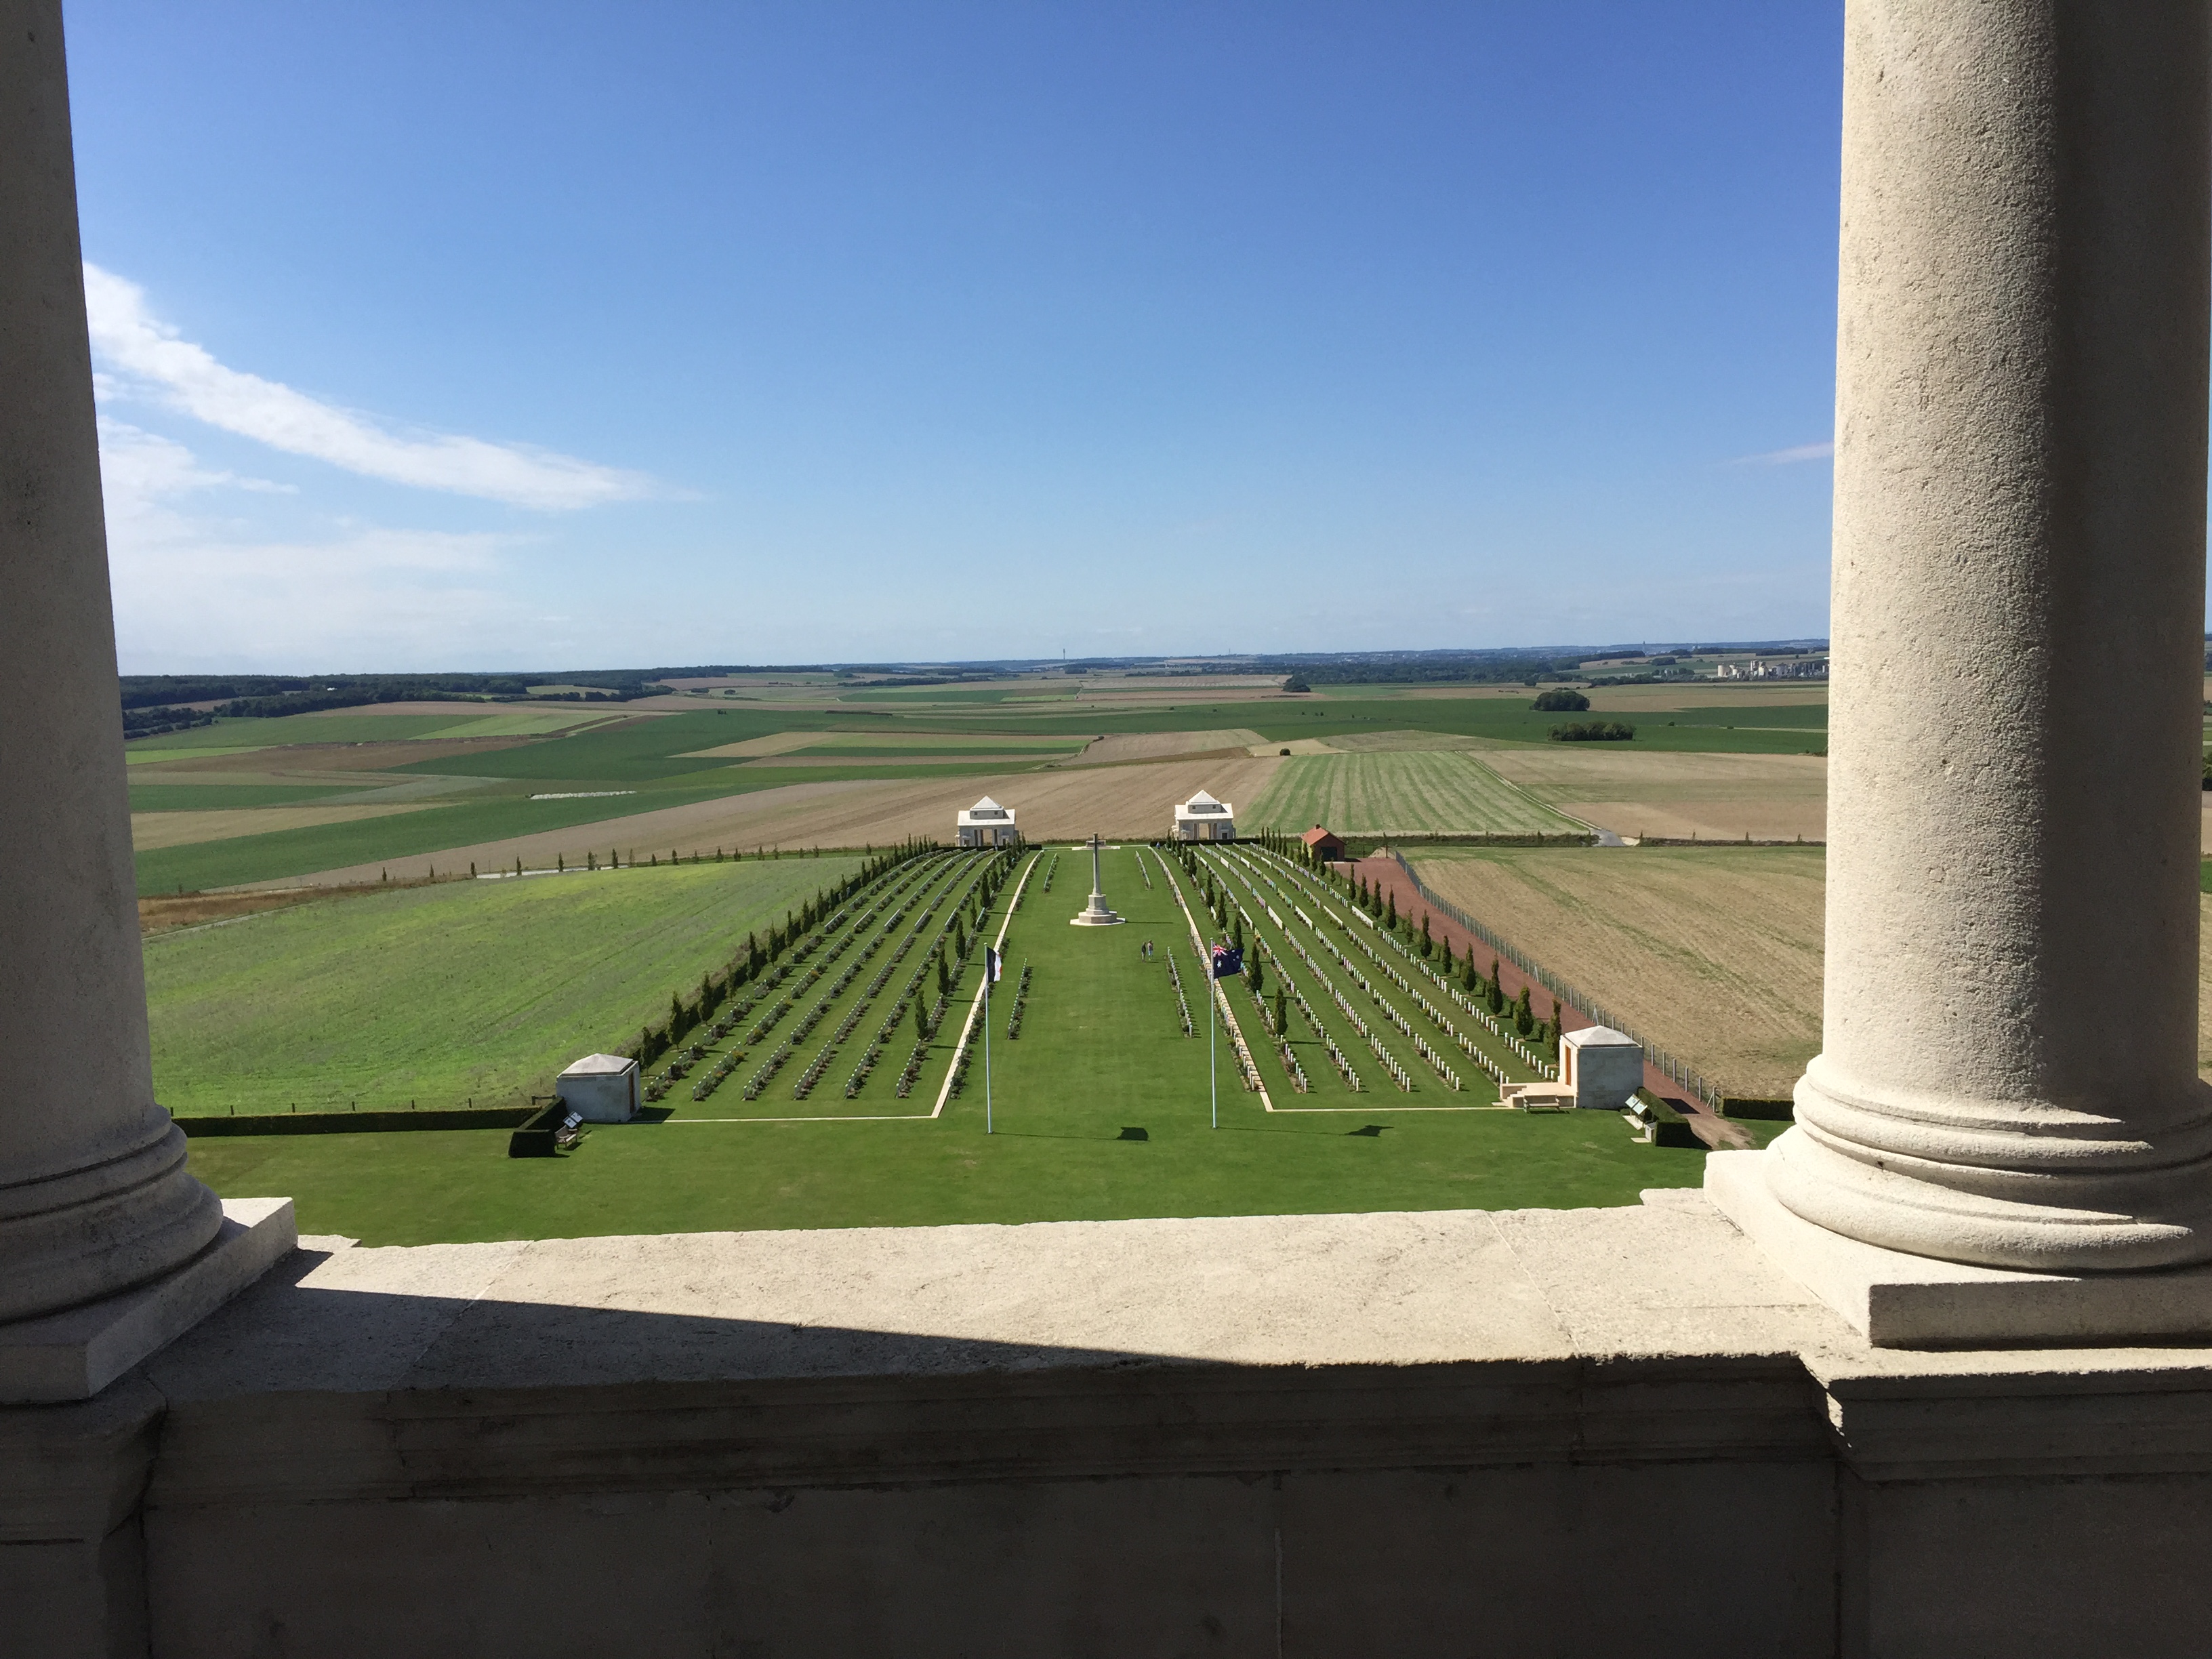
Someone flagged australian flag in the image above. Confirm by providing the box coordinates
[1210,944,1243,980]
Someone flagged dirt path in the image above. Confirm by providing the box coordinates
[1345,855,1753,1150]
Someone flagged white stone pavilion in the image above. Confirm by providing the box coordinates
[1172,789,1235,841]
[955,795,1017,847]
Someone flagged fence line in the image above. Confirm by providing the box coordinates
[1382,851,1726,1113]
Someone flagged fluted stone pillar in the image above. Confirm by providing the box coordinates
[0,3,226,1322]
[1713,0,2212,1307]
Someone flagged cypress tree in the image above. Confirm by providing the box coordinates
[1514,986,1534,1037]
[1273,988,1287,1036]
[1419,913,1431,956]
[915,996,929,1040]
[1441,938,1454,972]
[1384,890,1397,930]
[937,948,949,998]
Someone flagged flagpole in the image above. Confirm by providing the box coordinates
[985,967,992,1135]
[1210,945,1218,1130]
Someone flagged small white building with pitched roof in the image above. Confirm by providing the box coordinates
[1559,1025,1643,1111]
[1172,789,1236,842]
[956,795,1019,847]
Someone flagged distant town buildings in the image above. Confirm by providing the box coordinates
[1173,789,1236,841]
[1715,655,1828,680]
[956,796,1019,846]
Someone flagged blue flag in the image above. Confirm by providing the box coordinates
[1211,944,1242,979]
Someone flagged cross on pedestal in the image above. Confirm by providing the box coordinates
[1069,832,1125,926]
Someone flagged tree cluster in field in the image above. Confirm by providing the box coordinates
[122,705,217,739]
[1530,689,1591,712]
[1547,720,1635,743]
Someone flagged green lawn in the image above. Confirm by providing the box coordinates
[1244,751,1584,836]
[147,855,863,1115]
[178,842,1709,1244]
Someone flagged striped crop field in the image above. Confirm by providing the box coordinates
[1246,750,1584,836]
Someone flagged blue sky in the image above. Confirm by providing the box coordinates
[68,1,1843,672]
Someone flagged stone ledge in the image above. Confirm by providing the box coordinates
[0,1197,295,1404]
[1706,1151,2212,1349]
[102,1196,2212,1504]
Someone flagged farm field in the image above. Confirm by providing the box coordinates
[252,754,1286,890]
[1473,748,1830,842]
[1406,845,1827,1097]
[176,843,1701,1244]
[1070,729,1267,764]
[146,855,863,1116]
[127,680,1838,895]
[1245,750,1584,837]
[130,802,433,851]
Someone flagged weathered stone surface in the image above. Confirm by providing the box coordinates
[0,1199,295,1404]
[1711,1149,2212,1348]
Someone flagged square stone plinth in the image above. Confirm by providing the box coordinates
[1706,1151,2212,1349]
[0,1197,295,1403]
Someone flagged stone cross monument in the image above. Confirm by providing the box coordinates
[1069,834,1124,926]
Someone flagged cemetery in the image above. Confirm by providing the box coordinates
[175,815,1709,1247]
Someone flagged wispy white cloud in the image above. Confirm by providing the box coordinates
[95,417,583,669]
[97,418,291,500]
[1728,440,1834,466]
[83,264,656,510]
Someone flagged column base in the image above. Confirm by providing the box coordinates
[0,1197,295,1402]
[1706,1151,2212,1348]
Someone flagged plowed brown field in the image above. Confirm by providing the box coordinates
[1409,846,1826,1097]
[1417,852,2212,1088]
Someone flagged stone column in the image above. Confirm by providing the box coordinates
[0,0,224,1321]
[1765,1,2212,1271]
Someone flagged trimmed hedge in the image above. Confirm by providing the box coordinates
[1719,1095,1795,1121]
[177,1104,535,1136]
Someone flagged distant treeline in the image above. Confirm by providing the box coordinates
[117,665,796,724]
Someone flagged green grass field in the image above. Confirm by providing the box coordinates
[173,842,1710,1245]
[129,783,364,811]
[146,855,863,1115]
[918,697,1826,752]
[1246,751,1585,836]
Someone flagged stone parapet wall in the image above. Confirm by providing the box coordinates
[12,1200,2212,1656]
